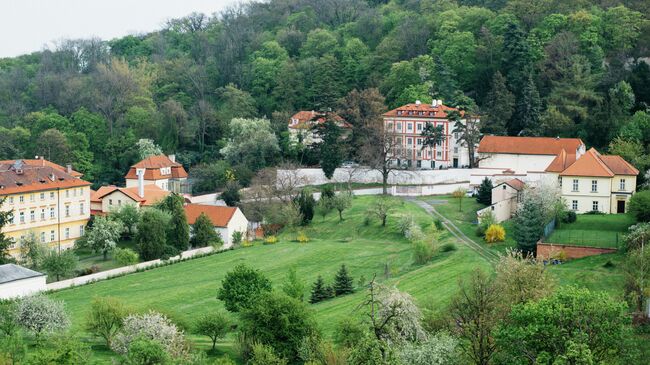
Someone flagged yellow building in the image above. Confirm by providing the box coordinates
[0,159,91,257]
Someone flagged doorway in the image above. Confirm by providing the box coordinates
[453,158,458,168]
[617,200,625,213]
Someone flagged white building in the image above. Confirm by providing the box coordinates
[478,178,525,223]
[382,100,472,169]
[90,185,170,215]
[184,204,249,247]
[0,264,46,300]
[478,136,586,174]
[125,155,188,194]
[288,110,351,146]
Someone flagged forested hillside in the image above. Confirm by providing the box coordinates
[1,0,649,188]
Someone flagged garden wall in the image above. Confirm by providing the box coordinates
[536,242,617,260]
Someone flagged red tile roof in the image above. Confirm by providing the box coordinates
[383,102,460,118]
[288,111,350,130]
[184,204,238,228]
[545,149,578,173]
[560,148,638,177]
[0,158,83,177]
[501,178,525,191]
[92,185,170,206]
[0,159,90,195]
[478,136,585,156]
[124,155,188,180]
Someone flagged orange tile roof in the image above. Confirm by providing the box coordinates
[545,149,578,172]
[599,155,639,176]
[383,102,460,118]
[501,178,525,191]
[92,184,170,206]
[288,111,350,130]
[184,204,237,228]
[0,158,83,177]
[0,159,90,195]
[124,155,188,180]
[560,148,614,177]
[478,136,584,156]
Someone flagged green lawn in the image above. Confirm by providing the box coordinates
[48,195,491,363]
[546,214,635,249]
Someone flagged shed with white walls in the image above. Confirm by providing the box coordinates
[184,204,249,248]
[0,264,46,300]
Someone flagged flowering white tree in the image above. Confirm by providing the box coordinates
[136,138,163,159]
[111,311,188,359]
[517,179,565,222]
[399,332,460,365]
[14,295,70,339]
[78,216,124,260]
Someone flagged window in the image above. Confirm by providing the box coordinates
[50,230,55,242]
[436,151,442,158]
[40,209,45,221]
[572,179,579,192]
[387,122,393,130]
[79,225,85,236]
[620,179,626,191]
[73,189,76,197]
[453,147,459,154]
[8,197,13,204]
[395,137,402,145]
[396,122,402,130]
[64,228,70,239]
[558,177,562,187]
[50,192,54,199]
[80,203,85,215]
[416,160,421,168]
[503,185,507,190]
[65,189,69,198]
[30,194,34,202]
[407,138,412,145]
[50,207,55,219]
[416,150,422,157]
[416,138,422,145]
[592,201,599,212]
[30,210,35,221]
[40,192,45,200]
[407,123,413,131]
[591,180,597,192]
[109,199,113,206]
[65,205,70,217]
[454,132,459,139]
[19,195,24,203]
[40,232,45,243]
[572,200,578,210]
[19,212,24,224]
[417,123,422,131]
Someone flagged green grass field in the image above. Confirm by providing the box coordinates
[48,195,491,363]
[546,214,634,249]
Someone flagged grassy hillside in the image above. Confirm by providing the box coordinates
[49,196,491,362]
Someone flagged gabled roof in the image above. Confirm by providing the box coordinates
[496,178,526,191]
[0,159,90,195]
[599,155,639,176]
[560,148,614,177]
[124,155,188,180]
[383,102,459,118]
[0,264,44,284]
[478,136,584,156]
[184,204,239,228]
[545,149,578,172]
[92,185,170,206]
[288,111,350,130]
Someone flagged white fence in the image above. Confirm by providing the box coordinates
[46,246,218,291]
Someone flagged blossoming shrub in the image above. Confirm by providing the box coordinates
[485,224,506,243]
[111,311,188,360]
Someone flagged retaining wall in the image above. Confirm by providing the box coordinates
[536,242,617,260]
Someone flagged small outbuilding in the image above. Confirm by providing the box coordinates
[184,204,249,248]
[0,264,46,300]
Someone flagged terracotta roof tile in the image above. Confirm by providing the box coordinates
[184,204,237,228]
[503,178,525,191]
[478,136,584,156]
[125,155,188,180]
[0,159,84,178]
[383,102,459,118]
[599,155,639,176]
[545,149,578,172]
[92,185,170,206]
[560,148,614,177]
[0,159,90,195]
[288,111,350,130]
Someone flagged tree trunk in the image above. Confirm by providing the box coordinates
[382,168,388,195]
[382,216,387,227]
[338,210,343,221]
[103,250,108,261]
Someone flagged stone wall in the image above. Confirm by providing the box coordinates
[536,242,617,260]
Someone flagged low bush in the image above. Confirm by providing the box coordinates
[398,215,415,236]
[242,240,254,248]
[584,210,605,215]
[412,240,435,265]
[114,247,139,266]
[433,219,444,231]
[296,232,309,243]
[264,236,278,245]
[476,211,496,237]
[484,224,506,243]
[405,223,425,242]
[629,190,650,222]
[440,243,456,252]
[562,210,577,223]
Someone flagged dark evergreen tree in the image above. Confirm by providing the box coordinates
[191,212,221,247]
[476,177,493,206]
[310,275,330,304]
[513,198,545,255]
[317,117,343,179]
[482,72,514,135]
[512,74,541,136]
[294,189,316,224]
[158,193,190,251]
[333,264,354,296]
[221,182,241,207]
[136,209,169,261]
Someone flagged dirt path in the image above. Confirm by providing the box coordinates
[408,198,499,265]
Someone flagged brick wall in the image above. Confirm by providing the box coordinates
[537,242,617,260]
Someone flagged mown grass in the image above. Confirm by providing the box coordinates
[546,214,634,249]
[48,195,491,363]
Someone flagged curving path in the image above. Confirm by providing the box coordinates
[407,198,499,265]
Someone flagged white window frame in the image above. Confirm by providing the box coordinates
[572,200,578,210]
[620,179,625,191]
[572,179,579,192]
[592,201,598,212]
[591,180,597,192]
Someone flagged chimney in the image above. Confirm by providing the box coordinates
[168,154,176,163]
[136,168,145,198]
[432,99,437,107]
[415,100,421,105]
[437,99,443,106]
[66,164,72,174]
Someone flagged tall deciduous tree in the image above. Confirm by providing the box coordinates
[220,118,280,171]
[450,109,481,168]
[78,216,124,260]
[41,249,78,282]
[360,130,407,195]
[217,264,272,312]
[85,296,129,347]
